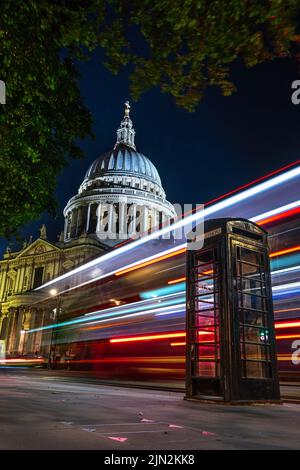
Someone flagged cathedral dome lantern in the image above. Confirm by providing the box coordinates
[63,102,176,245]
[115,100,136,150]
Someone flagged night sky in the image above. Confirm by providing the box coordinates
[0,51,299,255]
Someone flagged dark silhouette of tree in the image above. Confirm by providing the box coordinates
[0,1,299,237]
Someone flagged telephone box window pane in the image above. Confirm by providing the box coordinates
[195,291,218,303]
[192,247,220,378]
[242,326,269,344]
[195,263,215,276]
[195,309,219,326]
[238,263,258,277]
[241,343,269,361]
[194,277,217,292]
[240,309,265,326]
[198,361,219,377]
[198,326,219,342]
[240,248,262,266]
[194,251,218,278]
[195,284,217,297]
[238,292,267,311]
[237,278,267,296]
[198,345,220,359]
[195,250,214,266]
[243,360,268,379]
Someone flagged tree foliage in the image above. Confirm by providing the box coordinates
[0,0,299,237]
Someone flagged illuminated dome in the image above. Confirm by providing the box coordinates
[63,102,176,245]
[84,145,162,187]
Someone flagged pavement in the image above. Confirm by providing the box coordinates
[0,368,300,450]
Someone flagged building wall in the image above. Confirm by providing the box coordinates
[0,236,105,356]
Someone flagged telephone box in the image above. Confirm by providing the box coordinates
[186,218,280,403]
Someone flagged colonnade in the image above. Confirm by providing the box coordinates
[65,202,170,241]
[0,307,50,355]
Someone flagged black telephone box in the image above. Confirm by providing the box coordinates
[186,218,280,403]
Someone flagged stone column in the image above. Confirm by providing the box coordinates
[0,315,9,341]
[142,207,149,233]
[70,209,78,238]
[96,204,103,233]
[152,208,158,232]
[96,204,106,235]
[14,268,20,295]
[14,308,24,354]
[128,204,137,236]
[86,204,91,233]
[6,308,17,354]
[119,201,127,239]
[44,310,53,356]
[25,310,36,354]
[0,315,4,339]
[97,203,109,239]
[33,310,44,353]
[76,206,82,236]
[64,214,68,240]
[108,204,115,239]
[146,208,151,233]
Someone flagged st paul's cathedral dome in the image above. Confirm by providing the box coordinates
[63,102,176,245]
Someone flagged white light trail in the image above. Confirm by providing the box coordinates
[252,200,300,222]
[36,165,300,291]
[272,281,300,291]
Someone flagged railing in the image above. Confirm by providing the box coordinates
[66,187,174,210]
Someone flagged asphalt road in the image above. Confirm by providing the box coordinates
[0,368,300,450]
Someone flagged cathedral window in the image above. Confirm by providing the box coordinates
[33,267,44,289]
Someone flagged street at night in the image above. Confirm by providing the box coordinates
[0,368,299,450]
[1,0,300,457]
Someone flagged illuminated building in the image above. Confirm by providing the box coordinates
[63,101,175,245]
[0,225,106,355]
[0,102,175,355]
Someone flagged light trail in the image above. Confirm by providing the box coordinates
[271,265,300,275]
[275,307,300,314]
[270,245,300,258]
[114,204,300,278]
[28,274,300,333]
[35,163,300,292]
[168,277,187,285]
[272,281,300,291]
[84,305,186,328]
[110,332,186,344]
[275,321,300,329]
[115,247,186,276]
[253,200,300,225]
[110,326,300,345]
[36,210,300,298]
[27,294,186,333]
[114,159,300,244]
[167,263,300,285]
[276,334,300,340]
[203,159,300,207]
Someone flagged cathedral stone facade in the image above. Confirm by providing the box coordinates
[0,226,106,355]
[0,102,175,358]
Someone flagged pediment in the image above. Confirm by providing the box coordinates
[16,239,60,258]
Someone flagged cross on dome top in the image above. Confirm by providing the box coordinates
[115,101,136,150]
[125,100,130,114]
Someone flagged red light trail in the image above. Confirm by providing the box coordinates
[110,320,300,345]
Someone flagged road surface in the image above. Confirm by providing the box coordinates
[0,368,299,450]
